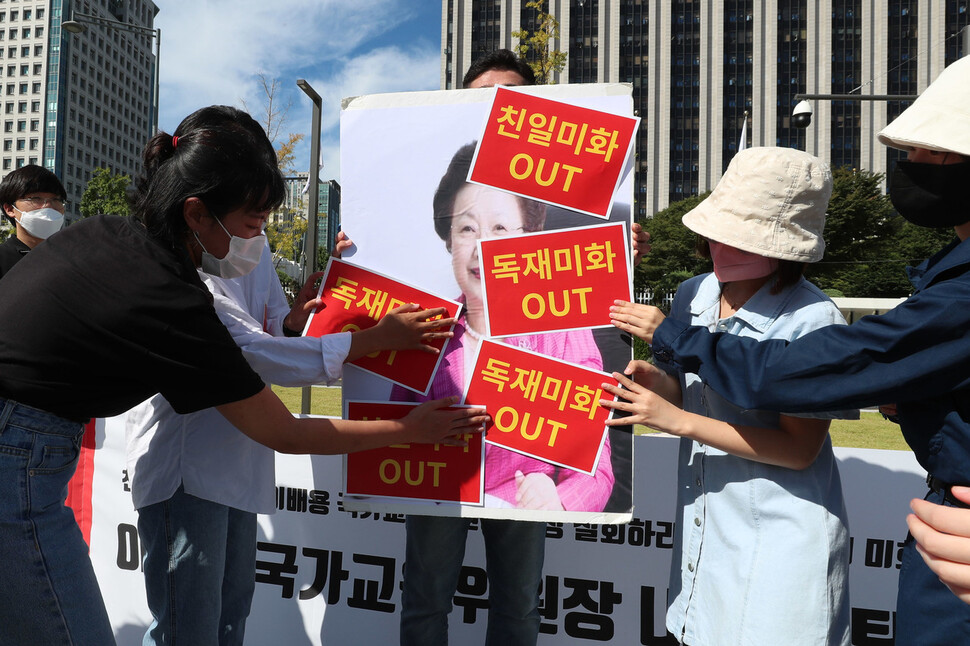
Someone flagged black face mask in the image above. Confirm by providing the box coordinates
[889,159,970,228]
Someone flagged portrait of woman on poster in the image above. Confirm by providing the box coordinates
[391,141,615,511]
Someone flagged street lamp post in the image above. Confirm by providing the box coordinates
[62,12,161,134]
[296,79,322,416]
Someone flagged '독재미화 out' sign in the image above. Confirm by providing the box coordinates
[303,259,462,394]
[343,401,485,504]
[479,222,632,337]
[464,339,617,475]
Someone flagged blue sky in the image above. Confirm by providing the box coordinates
[154,1,442,180]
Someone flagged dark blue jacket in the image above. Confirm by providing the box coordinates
[654,236,970,484]
[653,236,970,643]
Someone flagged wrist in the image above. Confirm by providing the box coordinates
[346,327,381,363]
[282,320,302,337]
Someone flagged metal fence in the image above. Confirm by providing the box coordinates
[633,288,676,311]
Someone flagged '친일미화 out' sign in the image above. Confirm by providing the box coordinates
[344,401,485,504]
[464,339,616,475]
[479,222,632,337]
[302,258,462,394]
[468,86,639,218]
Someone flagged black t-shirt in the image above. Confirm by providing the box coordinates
[0,215,264,421]
[0,234,29,280]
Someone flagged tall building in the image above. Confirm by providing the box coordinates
[442,0,970,218]
[273,172,341,261]
[317,179,340,256]
[0,0,158,222]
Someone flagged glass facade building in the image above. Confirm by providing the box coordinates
[0,0,158,222]
[442,0,965,216]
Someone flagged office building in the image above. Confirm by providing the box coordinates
[0,0,158,222]
[274,172,341,259]
[442,0,969,218]
[317,178,340,255]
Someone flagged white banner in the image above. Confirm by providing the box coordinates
[86,416,924,645]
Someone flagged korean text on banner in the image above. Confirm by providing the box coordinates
[480,223,633,337]
[302,258,462,394]
[468,86,639,218]
[344,401,485,504]
[464,339,617,475]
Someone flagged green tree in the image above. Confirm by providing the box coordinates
[512,1,568,84]
[266,217,307,264]
[804,166,956,297]
[243,72,306,174]
[79,167,131,218]
[634,193,712,310]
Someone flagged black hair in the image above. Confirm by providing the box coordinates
[132,105,284,252]
[0,164,67,227]
[462,49,536,88]
[432,142,545,251]
[695,237,806,294]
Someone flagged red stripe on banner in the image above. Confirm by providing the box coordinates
[65,419,98,545]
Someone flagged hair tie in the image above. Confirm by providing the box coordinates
[172,135,179,149]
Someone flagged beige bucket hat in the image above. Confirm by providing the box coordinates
[878,56,970,156]
[681,147,832,263]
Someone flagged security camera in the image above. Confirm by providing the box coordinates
[792,100,813,129]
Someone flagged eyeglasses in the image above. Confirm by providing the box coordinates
[19,196,66,210]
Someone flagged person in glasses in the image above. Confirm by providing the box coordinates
[0,164,67,279]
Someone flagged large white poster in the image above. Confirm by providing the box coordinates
[337,84,637,524]
[85,416,924,645]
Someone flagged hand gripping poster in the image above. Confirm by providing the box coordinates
[339,84,636,524]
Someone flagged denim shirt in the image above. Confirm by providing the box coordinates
[662,274,852,646]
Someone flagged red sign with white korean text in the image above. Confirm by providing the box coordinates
[344,401,484,504]
[303,259,462,394]
[480,223,632,337]
[463,340,617,475]
[469,86,638,218]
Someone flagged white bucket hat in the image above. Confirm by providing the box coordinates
[878,56,970,156]
[681,147,832,263]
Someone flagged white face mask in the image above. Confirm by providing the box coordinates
[14,206,65,239]
[195,216,264,279]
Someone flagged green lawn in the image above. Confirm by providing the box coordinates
[273,386,909,451]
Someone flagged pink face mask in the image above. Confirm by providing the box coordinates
[709,240,779,282]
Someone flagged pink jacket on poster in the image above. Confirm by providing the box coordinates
[391,317,614,511]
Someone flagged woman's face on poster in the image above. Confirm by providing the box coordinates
[449,183,526,308]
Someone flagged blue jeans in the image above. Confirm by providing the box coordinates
[138,485,257,646]
[0,397,115,646]
[401,515,545,646]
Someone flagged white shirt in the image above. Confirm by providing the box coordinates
[125,244,350,513]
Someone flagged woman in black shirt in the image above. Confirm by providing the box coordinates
[0,105,486,646]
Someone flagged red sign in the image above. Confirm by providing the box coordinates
[480,223,632,337]
[463,340,617,475]
[303,259,462,394]
[344,401,484,504]
[469,86,638,218]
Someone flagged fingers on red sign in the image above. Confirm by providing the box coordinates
[469,87,639,218]
[303,259,462,394]
[344,401,485,504]
[480,223,632,337]
[464,340,617,475]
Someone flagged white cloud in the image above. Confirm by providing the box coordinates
[155,0,423,129]
[153,0,441,181]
